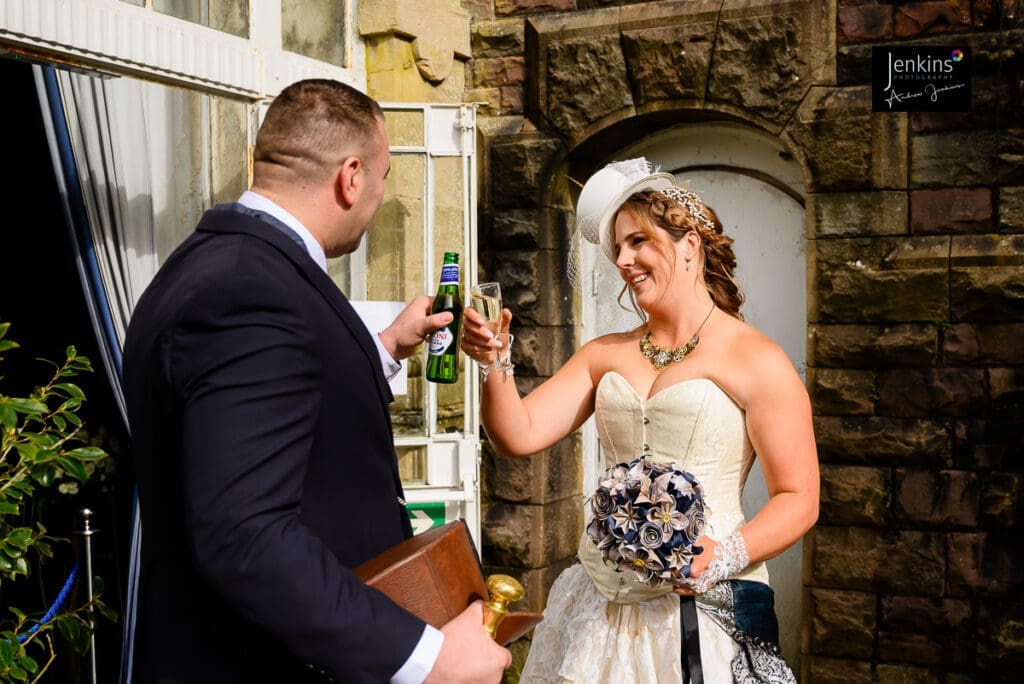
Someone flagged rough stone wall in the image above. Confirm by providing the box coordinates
[462,0,1023,680]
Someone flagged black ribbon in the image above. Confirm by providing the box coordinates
[680,595,703,684]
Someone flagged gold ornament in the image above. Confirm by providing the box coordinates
[639,303,715,371]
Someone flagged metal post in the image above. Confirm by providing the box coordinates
[76,508,98,684]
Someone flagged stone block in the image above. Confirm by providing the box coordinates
[805,587,876,657]
[791,87,875,190]
[514,325,576,376]
[950,234,1024,322]
[912,129,1024,187]
[471,18,525,57]
[912,73,1018,133]
[491,207,569,252]
[808,527,945,595]
[810,191,908,237]
[980,471,1024,528]
[876,368,987,417]
[807,526,886,590]
[886,531,947,595]
[814,415,953,468]
[944,323,1024,365]
[836,43,872,86]
[977,599,1024,672]
[1000,186,1024,231]
[809,323,938,367]
[493,252,574,330]
[544,35,632,138]
[621,22,713,106]
[894,469,979,528]
[482,433,580,505]
[947,531,1024,595]
[482,495,581,568]
[894,1,972,38]
[953,417,1024,471]
[838,4,893,42]
[501,84,525,114]
[707,10,811,130]
[487,134,565,210]
[989,367,1024,414]
[462,0,494,22]
[466,86,503,117]
[874,664,942,683]
[808,368,876,415]
[812,236,949,323]
[496,0,573,15]
[910,188,993,234]
[801,656,873,684]
[819,464,890,526]
[473,56,525,89]
[879,595,972,666]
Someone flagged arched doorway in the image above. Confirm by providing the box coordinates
[579,120,807,668]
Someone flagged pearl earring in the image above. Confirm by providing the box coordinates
[685,259,692,272]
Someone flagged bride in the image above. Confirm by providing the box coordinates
[460,158,819,683]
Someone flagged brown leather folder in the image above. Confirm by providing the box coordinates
[354,519,542,645]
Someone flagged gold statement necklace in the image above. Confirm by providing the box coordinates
[639,303,716,371]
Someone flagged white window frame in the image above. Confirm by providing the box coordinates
[384,102,482,542]
[0,0,364,100]
[1,0,483,542]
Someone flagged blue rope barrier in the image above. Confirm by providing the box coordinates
[16,560,81,643]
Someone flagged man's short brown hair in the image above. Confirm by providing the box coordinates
[254,79,384,186]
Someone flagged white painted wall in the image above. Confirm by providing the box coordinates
[580,122,807,669]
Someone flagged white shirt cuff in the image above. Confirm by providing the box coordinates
[390,625,444,684]
[373,333,404,381]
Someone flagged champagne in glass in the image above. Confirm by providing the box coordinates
[470,282,502,335]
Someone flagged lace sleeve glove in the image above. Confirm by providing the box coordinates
[687,529,749,594]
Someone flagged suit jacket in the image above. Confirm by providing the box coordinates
[123,205,422,683]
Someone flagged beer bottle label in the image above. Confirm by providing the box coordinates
[428,327,454,355]
[439,264,459,285]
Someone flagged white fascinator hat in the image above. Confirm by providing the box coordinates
[569,157,676,287]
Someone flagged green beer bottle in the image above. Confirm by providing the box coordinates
[426,252,462,384]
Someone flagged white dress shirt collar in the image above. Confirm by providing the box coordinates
[238,190,328,274]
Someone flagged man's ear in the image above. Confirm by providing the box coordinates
[336,156,362,207]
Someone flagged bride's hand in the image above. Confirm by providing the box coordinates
[673,535,716,596]
[460,307,511,365]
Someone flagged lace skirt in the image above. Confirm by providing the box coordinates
[520,564,795,684]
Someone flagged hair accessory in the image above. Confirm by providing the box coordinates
[639,303,715,371]
[660,186,717,233]
[568,158,676,287]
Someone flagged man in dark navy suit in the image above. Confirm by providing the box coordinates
[123,79,510,683]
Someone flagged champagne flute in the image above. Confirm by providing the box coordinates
[470,282,503,336]
[469,282,511,378]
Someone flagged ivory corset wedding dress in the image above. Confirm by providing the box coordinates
[519,372,778,684]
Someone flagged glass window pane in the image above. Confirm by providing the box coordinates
[370,155,427,437]
[149,86,249,262]
[153,0,249,38]
[397,445,427,485]
[282,0,347,68]
[386,109,425,148]
[210,97,251,206]
[432,156,466,435]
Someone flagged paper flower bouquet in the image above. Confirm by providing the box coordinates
[585,456,706,586]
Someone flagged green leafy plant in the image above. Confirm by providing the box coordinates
[0,322,116,682]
